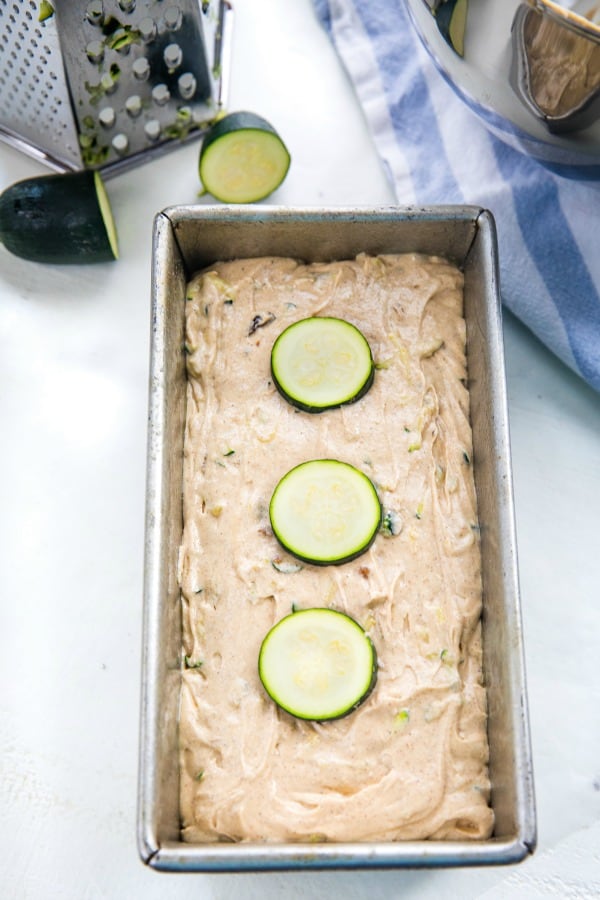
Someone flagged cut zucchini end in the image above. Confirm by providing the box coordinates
[269,459,382,566]
[0,170,119,264]
[258,608,377,721]
[271,316,375,412]
[199,111,291,203]
[93,171,119,261]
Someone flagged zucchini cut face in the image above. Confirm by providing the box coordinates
[258,608,377,721]
[92,171,119,261]
[271,316,374,412]
[269,459,382,565]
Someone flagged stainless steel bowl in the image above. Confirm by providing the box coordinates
[407,0,600,173]
[511,0,600,134]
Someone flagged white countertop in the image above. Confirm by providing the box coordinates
[1,1,599,897]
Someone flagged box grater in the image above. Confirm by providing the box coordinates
[0,0,233,176]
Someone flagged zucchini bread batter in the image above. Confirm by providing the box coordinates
[178,253,494,843]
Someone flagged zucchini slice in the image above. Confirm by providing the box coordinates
[435,0,468,57]
[199,111,291,203]
[269,459,382,565]
[258,608,377,721]
[0,170,118,264]
[271,316,375,412]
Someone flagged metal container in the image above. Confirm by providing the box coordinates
[137,205,537,872]
[0,0,232,176]
[510,0,600,134]
[406,0,600,172]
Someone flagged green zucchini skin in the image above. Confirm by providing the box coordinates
[199,110,291,203]
[200,111,282,156]
[0,170,118,264]
[274,367,374,414]
[273,522,380,567]
[271,316,375,413]
[258,608,378,721]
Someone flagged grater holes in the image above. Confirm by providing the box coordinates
[138,16,156,41]
[86,40,104,64]
[163,7,183,31]
[0,0,76,151]
[144,119,161,141]
[152,83,170,105]
[178,72,196,100]
[98,106,116,128]
[125,94,142,117]
[100,71,118,94]
[163,42,183,70]
[112,132,129,154]
[85,1,104,25]
[2,0,222,166]
[132,57,150,81]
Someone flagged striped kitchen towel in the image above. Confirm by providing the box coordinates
[313,0,600,392]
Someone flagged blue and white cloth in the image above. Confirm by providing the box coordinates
[313,0,600,392]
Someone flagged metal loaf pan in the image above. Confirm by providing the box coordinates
[138,206,537,872]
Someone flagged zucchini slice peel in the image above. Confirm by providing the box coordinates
[258,608,377,721]
[271,316,375,412]
[269,459,382,565]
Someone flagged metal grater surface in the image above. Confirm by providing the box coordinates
[0,0,232,175]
